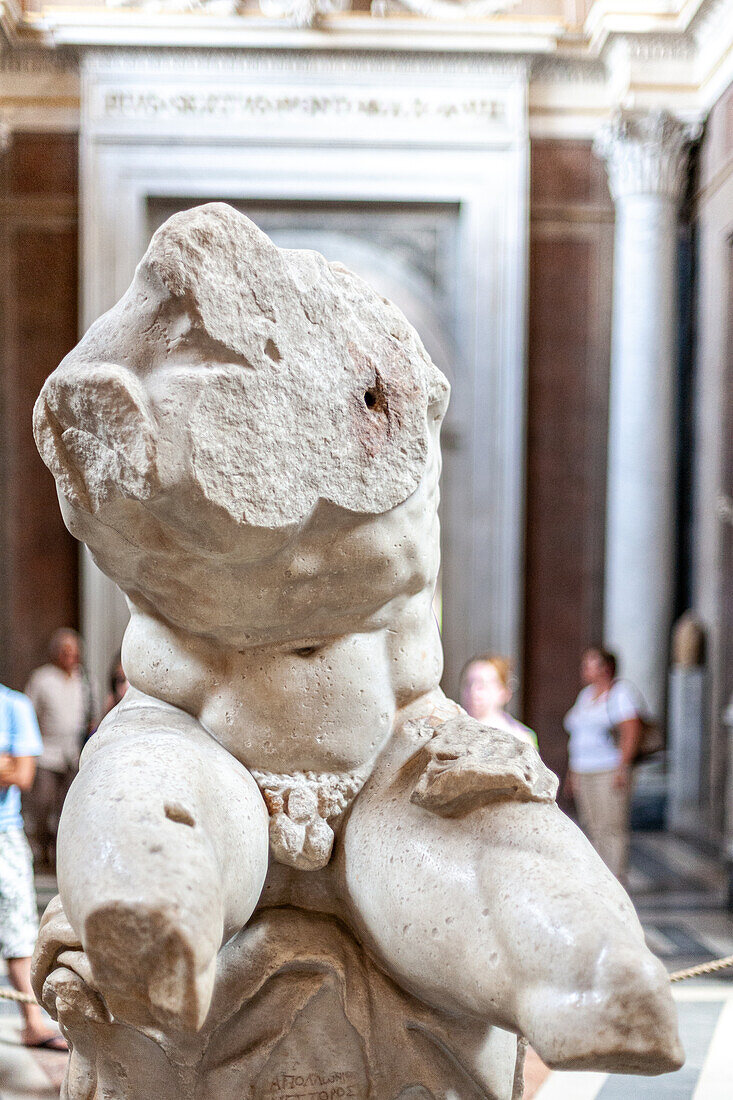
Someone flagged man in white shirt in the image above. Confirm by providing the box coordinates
[24,629,92,869]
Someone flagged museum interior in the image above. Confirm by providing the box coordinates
[0,0,733,1095]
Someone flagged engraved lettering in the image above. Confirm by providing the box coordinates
[264,1068,361,1099]
[101,88,506,127]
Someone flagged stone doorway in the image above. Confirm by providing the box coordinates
[78,48,529,703]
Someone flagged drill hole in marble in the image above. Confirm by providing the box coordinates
[164,803,195,827]
[363,373,389,416]
[264,338,281,363]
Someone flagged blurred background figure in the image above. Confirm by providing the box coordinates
[563,647,642,884]
[101,653,128,720]
[460,654,538,748]
[23,629,94,870]
[0,680,66,1050]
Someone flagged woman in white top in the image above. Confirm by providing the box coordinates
[563,647,642,882]
[460,654,538,748]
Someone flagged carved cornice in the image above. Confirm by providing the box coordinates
[0,46,79,131]
[82,45,528,76]
[530,56,606,85]
[618,32,697,64]
[690,0,732,45]
[0,1,731,139]
[593,109,700,203]
[0,46,75,72]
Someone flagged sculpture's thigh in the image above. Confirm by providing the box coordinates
[340,791,682,1075]
[43,699,269,1032]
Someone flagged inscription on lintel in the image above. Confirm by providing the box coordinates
[100,89,507,126]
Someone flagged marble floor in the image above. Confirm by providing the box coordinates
[1,832,732,1098]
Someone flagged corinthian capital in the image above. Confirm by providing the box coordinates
[593,110,699,204]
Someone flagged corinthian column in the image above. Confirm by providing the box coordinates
[594,110,697,717]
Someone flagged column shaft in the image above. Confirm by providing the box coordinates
[605,194,678,716]
[594,110,697,716]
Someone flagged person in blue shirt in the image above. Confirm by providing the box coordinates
[0,682,67,1050]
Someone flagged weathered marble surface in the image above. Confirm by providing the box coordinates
[31,204,682,1099]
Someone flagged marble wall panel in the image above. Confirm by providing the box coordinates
[0,132,79,690]
[523,138,614,788]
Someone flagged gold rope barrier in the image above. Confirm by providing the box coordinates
[669,954,733,982]
[0,987,36,1004]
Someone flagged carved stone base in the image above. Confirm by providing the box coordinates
[42,907,522,1100]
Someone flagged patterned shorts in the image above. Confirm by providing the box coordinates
[0,827,39,958]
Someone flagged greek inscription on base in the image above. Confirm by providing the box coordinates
[265,1069,359,1100]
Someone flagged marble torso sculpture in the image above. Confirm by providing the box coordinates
[31,204,682,1099]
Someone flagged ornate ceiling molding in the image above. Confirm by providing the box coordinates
[103,0,518,29]
[1,1,733,137]
[1,0,562,51]
[368,0,518,17]
[105,0,242,14]
[584,0,706,52]
[257,0,349,32]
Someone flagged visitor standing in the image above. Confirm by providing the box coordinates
[0,681,67,1049]
[563,647,642,883]
[101,652,128,720]
[24,628,93,869]
[460,654,538,747]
